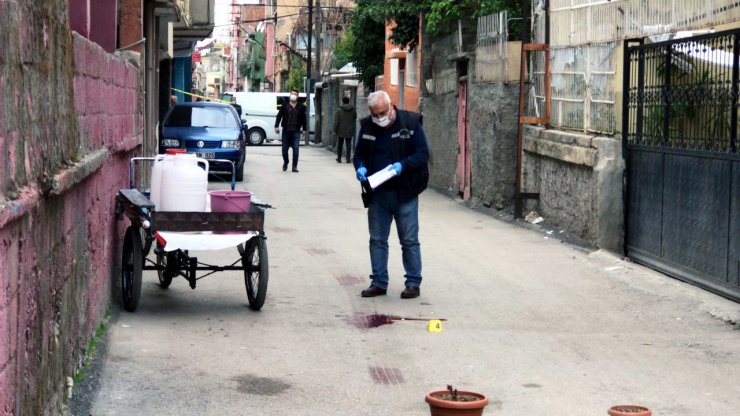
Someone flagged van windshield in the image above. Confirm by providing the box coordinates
[165,106,238,128]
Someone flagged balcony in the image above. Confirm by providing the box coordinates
[169,0,216,42]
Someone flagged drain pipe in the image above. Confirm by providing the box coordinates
[514,1,532,219]
[515,0,550,218]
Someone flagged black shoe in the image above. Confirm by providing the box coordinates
[361,285,387,297]
[336,158,341,163]
[282,163,288,171]
[292,167,299,172]
[346,160,351,163]
[400,286,420,299]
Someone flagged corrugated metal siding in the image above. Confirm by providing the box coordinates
[550,0,740,47]
[475,11,509,83]
[529,42,617,134]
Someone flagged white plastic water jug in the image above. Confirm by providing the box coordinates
[150,149,187,208]
[149,155,167,208]
[159,154,209,212]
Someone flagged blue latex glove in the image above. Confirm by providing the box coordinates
[389,162,403,175]
[356,166,368,182]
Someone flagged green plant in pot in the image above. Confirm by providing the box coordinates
[608,404,652,416]
[425,385,489,416]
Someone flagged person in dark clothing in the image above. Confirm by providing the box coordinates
[230,96,242,118]
[353,91,429,299]
[274,89,308,172]
[333,96,357,163]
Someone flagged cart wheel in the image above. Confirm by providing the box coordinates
[242,236,268,310]
[156,244,173,289]
[121,226,143,312]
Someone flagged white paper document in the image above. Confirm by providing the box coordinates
[367,165,398,189]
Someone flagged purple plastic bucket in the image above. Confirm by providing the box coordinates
[209,190,252,213]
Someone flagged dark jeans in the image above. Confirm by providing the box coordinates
[336,136,351,161]
[367,189,422,290]
[281,130,300,168]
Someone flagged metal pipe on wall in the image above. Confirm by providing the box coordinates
[144,0,158,157]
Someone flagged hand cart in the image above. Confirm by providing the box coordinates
[114,157,270,312]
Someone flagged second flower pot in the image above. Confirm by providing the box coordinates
[607,404,652,416]
[425,390,489,416]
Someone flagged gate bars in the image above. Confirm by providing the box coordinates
[623,29,740,154]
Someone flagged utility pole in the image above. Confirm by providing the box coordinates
[307,0,313,85]
[306,0,313,144]
[315,0,321,79]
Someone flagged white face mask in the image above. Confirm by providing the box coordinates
[289,94,298,102]
[372,105,392,127]
[372,115,391,127]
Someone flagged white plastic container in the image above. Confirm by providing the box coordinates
[149,155,167,208]
[159,154,209,212]
[150,149,187,208]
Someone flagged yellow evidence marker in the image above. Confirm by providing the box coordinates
[427,319,443,333]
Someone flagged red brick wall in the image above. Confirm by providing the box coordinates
[119,0,142,53]
[0,1,142,413]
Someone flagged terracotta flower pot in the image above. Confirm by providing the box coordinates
[608,405,652,416]
[425,390,489,416]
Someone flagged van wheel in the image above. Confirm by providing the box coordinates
[247,128,265,146]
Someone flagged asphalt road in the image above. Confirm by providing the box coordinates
[74,145,740,416]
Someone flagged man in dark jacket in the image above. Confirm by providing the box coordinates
[274,89,307,172]
[333,96,357,163]
[353,91,429,299]
[230,96,242,118]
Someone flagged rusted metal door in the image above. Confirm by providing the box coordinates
[457,80,471,200]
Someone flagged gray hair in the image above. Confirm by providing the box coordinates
[367,90,391,108]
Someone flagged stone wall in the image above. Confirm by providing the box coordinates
[420,82,519,206]
[419,92,458,194]
[468,82,519,209]
[522,126,624,252]
[0,1,142,414]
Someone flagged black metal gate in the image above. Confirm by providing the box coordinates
[623,30,740,302]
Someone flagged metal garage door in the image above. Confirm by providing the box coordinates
[623,30,740,302]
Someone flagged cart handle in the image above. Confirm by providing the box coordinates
[129,156,235,191]
[209,159,236,190]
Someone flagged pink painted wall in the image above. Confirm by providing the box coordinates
[69,0,118,52]
[0,1,142,413]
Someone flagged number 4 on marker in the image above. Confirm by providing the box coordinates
[427,319,443,333]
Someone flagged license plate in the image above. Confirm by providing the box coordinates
[194,152,215,159]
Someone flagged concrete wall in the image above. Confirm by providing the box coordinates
[419,20,519,207]
[420,83,519,206]
[0,1,142,413]
[420,93,458,193]
[522,126,624,252]
[468,82,519,209]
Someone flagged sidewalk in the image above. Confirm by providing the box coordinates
[78,146,740,416]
